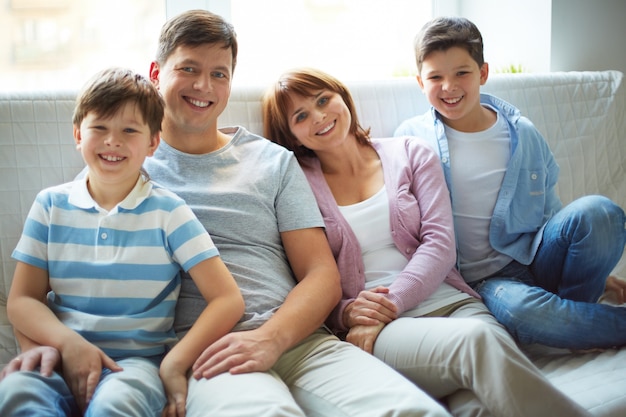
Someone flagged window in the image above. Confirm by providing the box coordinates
[0,0,431,92]
[0,0,165,92]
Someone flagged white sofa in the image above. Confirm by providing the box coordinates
[1,71,626,415]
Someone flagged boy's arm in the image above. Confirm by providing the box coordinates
[7,262,120,412]
[159,256,244,417]
[192,226,341,379]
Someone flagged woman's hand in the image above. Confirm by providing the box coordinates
[343,286,398,328]
[346,322,386,354]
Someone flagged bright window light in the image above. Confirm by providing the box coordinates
[0,0,431,92]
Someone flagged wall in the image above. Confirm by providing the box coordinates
[551,0,626,73]
[432,0,626,74]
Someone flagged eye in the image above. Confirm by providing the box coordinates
[123,127,139,134]
[212,71,226,79]
[457,71,470,76]
[428,75,442,81]
[295,112,307,123]
[317,96,329,106]
[180,67,195,73]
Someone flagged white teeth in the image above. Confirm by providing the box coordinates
[318,121,335,135]
[443,97,462,104]
[102,155,124,162]
[188,98,210,108]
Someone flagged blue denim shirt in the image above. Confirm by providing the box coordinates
[394,93,562,265]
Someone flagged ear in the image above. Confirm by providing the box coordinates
[416,74,425,91]
[480,62,489,86]
[147,133,160,157]
[73,125,82,149]
[149,61,160,88]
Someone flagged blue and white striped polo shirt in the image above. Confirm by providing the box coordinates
[12,175,219,359]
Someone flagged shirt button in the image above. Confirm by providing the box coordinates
[441,157,448,163]
[101,232,108,240]
[531,173,538,180]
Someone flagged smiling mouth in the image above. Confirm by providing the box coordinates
[442,96,463,104]
[317,121,335,135]
[186,97,211,108]
[100,154,125,162]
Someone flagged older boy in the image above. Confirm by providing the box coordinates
[395,16,626,350]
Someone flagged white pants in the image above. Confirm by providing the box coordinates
[373,301,590,417]
[186,330,450,417]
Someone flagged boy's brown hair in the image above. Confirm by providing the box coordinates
[156,9,238,72]
[72,67,164,137]
[262,67,370,158]
[414,16,484,73]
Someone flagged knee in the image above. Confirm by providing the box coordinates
[573,195,624,231]
[89,373,164,416]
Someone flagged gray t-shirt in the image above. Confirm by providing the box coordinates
[144,127,324,333]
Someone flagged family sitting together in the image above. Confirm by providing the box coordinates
[0,8,624,417]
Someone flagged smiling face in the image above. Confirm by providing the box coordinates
[150,43,232,148]
[74,101,159,202]
[417,46,490,132]
[286,90,353,155]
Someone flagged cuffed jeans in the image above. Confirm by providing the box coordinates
[0,356,165,417]
[475,195,626,350]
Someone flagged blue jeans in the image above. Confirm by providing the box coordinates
[0,356,165,417]
[475,195,626,350]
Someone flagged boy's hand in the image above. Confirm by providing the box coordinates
[0,346,60,381]
[159,365,188,417]
[60,340,122,413]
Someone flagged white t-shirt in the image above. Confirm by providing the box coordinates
[446,109,513,282]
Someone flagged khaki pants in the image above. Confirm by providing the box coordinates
[373,301,590,417]
[186,329,450,417]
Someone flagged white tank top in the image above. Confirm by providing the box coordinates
[339,185,470,317]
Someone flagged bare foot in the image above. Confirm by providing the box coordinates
[603,275,626,304]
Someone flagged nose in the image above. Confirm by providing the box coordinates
[104,133,121,147]
[442,78,456,92]
[313,108,326,124]
[193,74,212,92]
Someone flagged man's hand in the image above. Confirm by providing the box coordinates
[192,328,283,379]
[0,346,60,381]
[346,322,386,354]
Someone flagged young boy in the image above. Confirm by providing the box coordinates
[395,16,626,351]
[1,67,244,416]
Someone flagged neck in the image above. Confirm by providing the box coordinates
[160,120,228,155]
[317,139,375,176]
[87,174,139,211]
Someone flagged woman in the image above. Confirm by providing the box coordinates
[262,67,590,417]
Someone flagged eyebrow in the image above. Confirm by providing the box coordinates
[290,91,324,118]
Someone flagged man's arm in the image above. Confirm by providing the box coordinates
[192,226,341,378]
